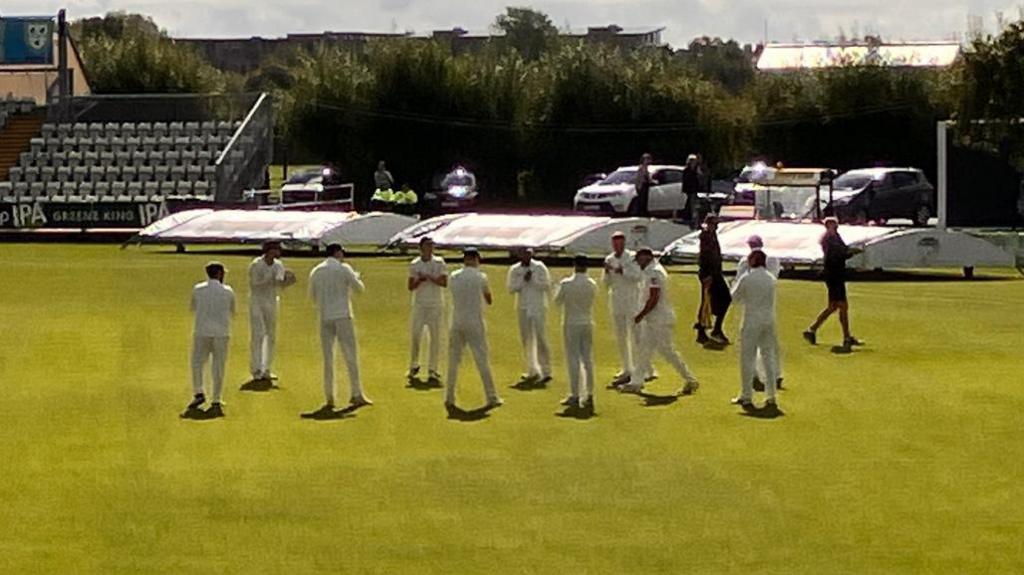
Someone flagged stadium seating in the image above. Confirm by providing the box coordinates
[3,119,244,202]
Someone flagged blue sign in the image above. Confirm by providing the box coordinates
[0,17,55,65]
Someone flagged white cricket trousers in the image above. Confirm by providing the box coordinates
[320,318,363,404]
[517,309,551,377]
[564,324,595,402]
[192,335,229,402]
[445,322,498,405]
[755,346,784,383]
[410,305,443,372]
[740,323,779,402]
[629,321,697,387]
[249,300,277,376]
[612,309,649,377]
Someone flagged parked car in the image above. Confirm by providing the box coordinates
[826,168,935,226]
[574,165,726,217]
[422,166,479,216]
[729,162,777,205]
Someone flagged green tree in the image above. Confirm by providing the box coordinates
[71,12,228,94]
[495,7,558,61]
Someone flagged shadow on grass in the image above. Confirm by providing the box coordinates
[240,378,279,392]
[300,403,368,421]
[555,405,597,420]
[738,405,786,420]
[407,377,444,391]
[510,379,549,392]
[179,407,224,420]
[445,405,494,422]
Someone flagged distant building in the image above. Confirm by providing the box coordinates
[756,41,961,71]
[177,25,666,73]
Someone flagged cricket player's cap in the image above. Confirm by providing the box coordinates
[687,153,698,161]
[823,216,839,226]
[463,247,480,258]
[611,231,626,239]
[635,246,654,257]
[573,253,589,267]
[747,234,764,247]
[419,236,434,245]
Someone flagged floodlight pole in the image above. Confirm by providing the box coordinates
[936,120,948,230]
[57,9,70,121]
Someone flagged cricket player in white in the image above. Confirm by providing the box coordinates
[621,247,700,395]
[446,248,502,410]
[407,237,447,384]
[187,261,235,416]
[730,250,780,411]
[603,231,646,385]
[248,241,296,382]
[733,235,784,390]
[507,247,552,384]
[309,244,372,410]
[554,254,598,411]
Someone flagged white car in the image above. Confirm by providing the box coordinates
[574,165,689,216]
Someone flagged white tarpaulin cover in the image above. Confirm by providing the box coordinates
[388,213,691,255]
[137,209,418,247]
[666,220,1016,270]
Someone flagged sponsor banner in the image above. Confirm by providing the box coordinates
[0,201,169,229]
[0,17,54,65]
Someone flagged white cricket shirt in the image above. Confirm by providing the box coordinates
[554,272,597,327]
[450,267,489,328]
[309,258,365,322]
[191,279,236,338]
[409,255,447,308]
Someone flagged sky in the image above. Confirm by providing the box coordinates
[8,0,1024,46]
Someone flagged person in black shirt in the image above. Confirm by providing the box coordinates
[634,153,654,217]
[682,154,702,227]
[804,217,862,350]
[695,214,731,345]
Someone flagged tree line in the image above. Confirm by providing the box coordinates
[71,10,1024,202]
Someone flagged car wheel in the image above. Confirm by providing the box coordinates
[913,205,931,227]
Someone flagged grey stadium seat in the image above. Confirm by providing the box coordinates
[170,165,186,182]
[111,181,128,201]
[120,122,136,136]
[186,165,203,182]
[127,181,143,201]
[163,150,180,165]
[40,166,56,183]
[73,166,89,183]
[152,122,168,138]
[143,181,160,198]
[175,180,192,197]
[193,180,212,199]
[0,181,13,201]
[9,166,23,182]
[121,165,138,182]
[29,182,46,198]
[99,151,115,166]
[131,151,148,166]
[88,166,105,182]
[56,166,71,182]
[105,166,121,183]
[137,165,154,183]
[153,165,170,182]
[94,182,111,200]
[136,122,153,135]
[13,182,29,198]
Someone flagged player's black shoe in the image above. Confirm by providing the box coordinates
[187,393,206,410]
[711,331,730,345]
[731,397,755,411]
[752,377,765,392]
[844,336,864,347]
[802,330,817,345]
[207,402,225,418]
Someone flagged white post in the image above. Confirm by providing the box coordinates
[936,121,948,230]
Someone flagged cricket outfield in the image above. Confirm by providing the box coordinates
[1,244,1021,573]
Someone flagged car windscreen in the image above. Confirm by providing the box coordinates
[833,174,874,190]
[600,169,638,185]
[285,171,321,185]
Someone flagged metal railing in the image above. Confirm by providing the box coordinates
[215,92,274,203]
[48,92,261,124]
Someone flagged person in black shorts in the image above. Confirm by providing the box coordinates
[695,214,732,345]
[803,217,862,351]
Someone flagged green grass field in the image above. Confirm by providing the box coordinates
[1,244,1022,574]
